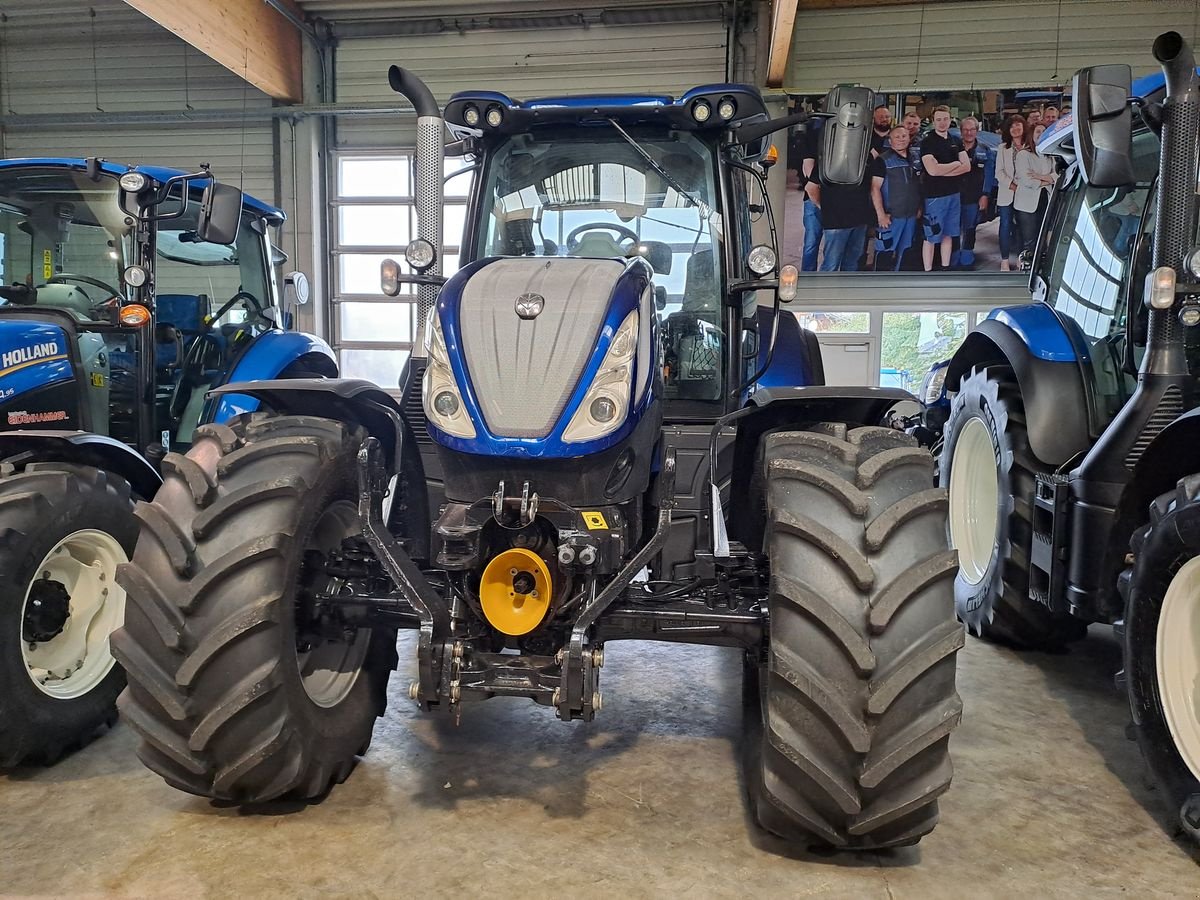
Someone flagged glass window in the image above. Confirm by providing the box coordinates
[338,302,414,343]
[880,312,969,391]
[795,311,871,333]
[338,158,410,198]
[338,206,412,247]
[338,347,411,388]
[0,168,133,322]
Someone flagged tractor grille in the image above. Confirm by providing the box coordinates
[1124,384,1183,469]
[403,359,432,446]
[458,257,622,439]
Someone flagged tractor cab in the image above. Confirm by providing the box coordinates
[0,159,309,453]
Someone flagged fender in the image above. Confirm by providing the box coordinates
[0,430,161,499]
[727,385,913,543]
[207,378,430,560]
[208,330,338,423]
[946,310,1091,466]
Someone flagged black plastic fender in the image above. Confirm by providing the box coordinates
[207,378,431,560]
[945,320,1092,466]
[0,430,161,499]
[727,385,914,544]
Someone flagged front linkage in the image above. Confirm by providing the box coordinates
[320,436,761,722]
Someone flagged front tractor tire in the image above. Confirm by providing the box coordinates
[748,425,963,849]
[1121,477,1200,843]
[0,463,136,767]
[113,415,396,803]
[940,367,1086,649]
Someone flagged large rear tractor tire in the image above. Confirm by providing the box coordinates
[1121,476,1200,844]
[113,414,396,803]
[0,463,136,766]
[747,425,963,849]
[940,366,1086,649]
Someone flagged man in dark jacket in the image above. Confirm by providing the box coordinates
[875,126,921,271]
[952,116,996,268]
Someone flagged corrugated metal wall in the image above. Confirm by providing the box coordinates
[0,0,276,200]
[334,17,732,148]
[786,0,1200,92]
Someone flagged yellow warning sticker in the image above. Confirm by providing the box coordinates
[582,511,609,530]
[42,250,52,280]
[91,372,105,388]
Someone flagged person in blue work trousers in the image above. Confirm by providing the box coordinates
[952,116,996,269]
[874,125,921,271]
[919,105,970,271]
[805,151,886,272]
[799,117,823,271]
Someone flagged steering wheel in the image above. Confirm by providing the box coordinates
[205,290,267,331]
[566,222,640,253]
[45,273,124,301]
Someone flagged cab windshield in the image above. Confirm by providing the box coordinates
[477,128,726,402]
[0,167,134,321]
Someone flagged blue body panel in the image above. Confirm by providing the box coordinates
[755,306,817,390]
[985,304,1078,363]
[0,158,285,223]
[431,258,656,459]
[210,331,337,422]
[0,320,73,402]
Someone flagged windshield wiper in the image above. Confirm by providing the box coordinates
[606,118,713,222]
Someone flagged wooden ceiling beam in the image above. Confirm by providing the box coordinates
[122,0,305,102]
[767,0,802,88]
[797,0,959,8]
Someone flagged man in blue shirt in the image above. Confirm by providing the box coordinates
[952,116,996,268]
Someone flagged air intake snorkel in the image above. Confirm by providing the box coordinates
[388,66,445,329]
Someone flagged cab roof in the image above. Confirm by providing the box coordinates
[444,84,769,138]
[0,157,285,223]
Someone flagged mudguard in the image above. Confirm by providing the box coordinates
[207,378,430,559]
[208,330,337,423]
[756,305,825,389]
[946,312,1091,466]
[0,430,161,499]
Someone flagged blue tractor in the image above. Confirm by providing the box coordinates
[114,73,963,849]
[0,158,335,767]
[939,32,1200,839]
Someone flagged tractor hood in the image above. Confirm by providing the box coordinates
[426,255,657,459]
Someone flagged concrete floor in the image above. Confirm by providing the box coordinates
[2,628,1197,897]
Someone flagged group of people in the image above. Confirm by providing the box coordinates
[798,104,1061,272]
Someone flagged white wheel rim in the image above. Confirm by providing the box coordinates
[1156,556,1200,781]
[948,417,1001,587]
[297,501,369,709]
[20,529,127,699]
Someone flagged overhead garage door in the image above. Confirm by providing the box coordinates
[786,0,1200,92]
[334,15,732,148]
[0,0,276,201]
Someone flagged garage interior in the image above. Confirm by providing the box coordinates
[1,0,1199,893]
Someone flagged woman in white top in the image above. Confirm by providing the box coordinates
[1014,122,1057,256]
[994,114,1027,271]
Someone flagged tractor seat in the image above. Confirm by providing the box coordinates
[571,233,626,259]
[682,250,719,312]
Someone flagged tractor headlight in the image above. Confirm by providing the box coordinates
[463,105,481,127]
[1147,266,1177,310]
[485,105,504,128]
[118,172,148,193]
[691,100,712,123]
[923,365,949,405]
[717,96,737,120]
[422,309,476,439]
[563,309,638,444]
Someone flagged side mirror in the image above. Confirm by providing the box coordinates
[196,181,243,245]
[821,85,874,185]
[1072,63,1134,187]
[632,240,673,275]
[284,271,310,306]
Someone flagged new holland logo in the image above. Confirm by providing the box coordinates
[1,341,61,371]
[514,292,545,320]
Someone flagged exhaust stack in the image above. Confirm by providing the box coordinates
[388,66,445,325]
[1145,31,1200,374]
